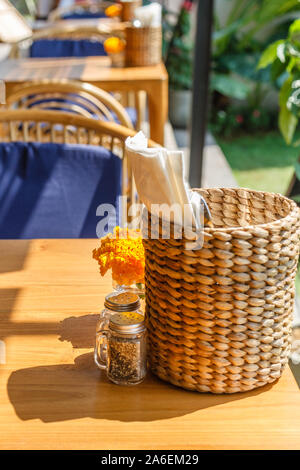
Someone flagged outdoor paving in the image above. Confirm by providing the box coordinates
[173,128,238,188]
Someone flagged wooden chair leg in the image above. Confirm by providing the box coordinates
[134,91,146,131]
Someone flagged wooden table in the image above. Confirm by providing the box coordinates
[0,57,168,145]
[0,238,300,450]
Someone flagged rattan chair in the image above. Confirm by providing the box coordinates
[49,1,114,22]
[0,109,159,218]
[5,79,134,129]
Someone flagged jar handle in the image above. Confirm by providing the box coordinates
[94,330,108,370]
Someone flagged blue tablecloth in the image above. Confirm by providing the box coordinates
[0,142,121,239]
[62,11,107,19]
[30,39,107,58]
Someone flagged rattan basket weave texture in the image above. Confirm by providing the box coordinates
[121,0,142,22]
[125,26,162,66]
[143,188,300,393]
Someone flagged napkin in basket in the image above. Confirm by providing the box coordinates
[125,132,211,233]
[134,3,162,27]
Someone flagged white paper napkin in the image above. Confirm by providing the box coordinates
[125,132,208,230]
[134,3,162,28]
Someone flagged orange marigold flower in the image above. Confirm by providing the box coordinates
[104,36,126,54]
[93,227,145,286]
[105,4,122,17]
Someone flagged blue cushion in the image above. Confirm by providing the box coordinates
[27,97,137,127]
[124,107,137,128]
[0,142,121,239]
[30,39,107,58]
[27,95,99,115]
[62,11,107,19]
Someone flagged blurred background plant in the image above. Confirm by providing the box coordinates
[163,0,195,128]
[211,0,300,135]
[258,17,300,203]
[258,17,300,146]
[164,0,194,91]
[210,105,277,138]
[163,0,300,133]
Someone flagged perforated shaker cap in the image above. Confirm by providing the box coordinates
[109,312,145,335]
[104,291,141,312]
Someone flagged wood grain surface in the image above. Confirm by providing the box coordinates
[0,239,299,450]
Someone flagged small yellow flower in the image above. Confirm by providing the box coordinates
[104,37,126,55]
[105,4,122,18]
[93,227,145,286]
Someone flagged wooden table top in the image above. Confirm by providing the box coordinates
[0,57,168,88]
[0,239,299,450]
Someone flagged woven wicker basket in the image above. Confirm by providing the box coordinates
[125,26,162,66]
[121,0,142,22]
[143,188,300,394]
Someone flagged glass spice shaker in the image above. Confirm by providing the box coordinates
[96,291,143,333]
[94,312,147,385]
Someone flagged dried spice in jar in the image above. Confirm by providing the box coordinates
[95,312,147,385]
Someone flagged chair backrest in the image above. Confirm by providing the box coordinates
[0,140,122,238]
[49,1,114,22]
[0,109,160,232]
[6,80,134,129]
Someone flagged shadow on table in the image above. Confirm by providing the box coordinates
[0,240,30,274]
[0,288,22,346]
[0,241,30,343]
[0,288,20,365]
[58,314,99,349]
[7,352,276,424]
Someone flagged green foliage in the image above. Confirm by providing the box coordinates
[295,160,300,181]
[165,2,194,91]
[164,0,300,116]
[259,18,300,145]
[214,0,300,55]
[258,40,285,69]
[210,74,250,100]
[279,77,298,144]
[210,105,275,138]
[211,0,300,105]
